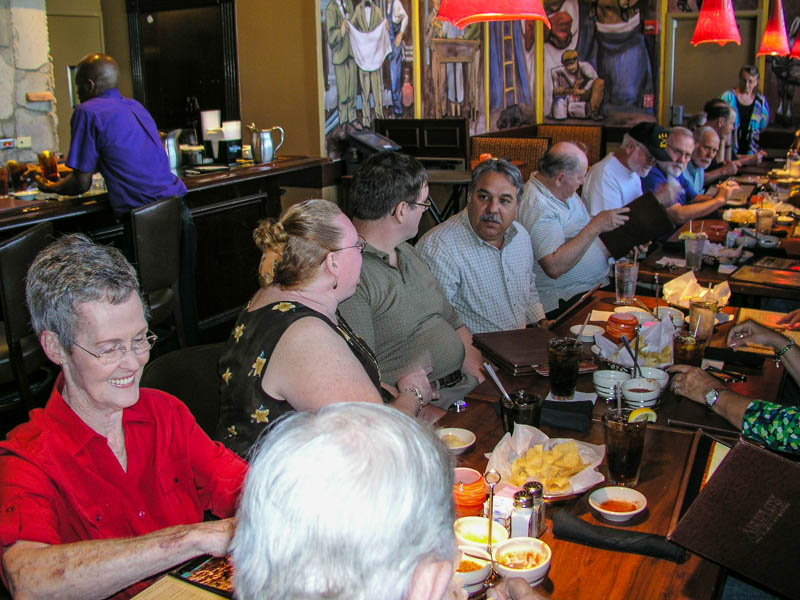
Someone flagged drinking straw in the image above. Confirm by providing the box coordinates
[574,312,591,346]
[689,220,693,234]
[692,314,702,339]
[483,362,512,405]
[615,383,622,414]
[633,246,639,265]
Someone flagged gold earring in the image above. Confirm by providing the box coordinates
[333,279,338,290]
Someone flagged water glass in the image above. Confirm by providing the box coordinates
[689,297,718,342]
[756,209,774,235]
[615,259,639,305]
[684,236,706,271]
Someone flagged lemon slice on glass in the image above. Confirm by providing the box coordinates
[628,407,657,423]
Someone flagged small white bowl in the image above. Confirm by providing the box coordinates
[493,537,552,586]
[637,367,669,391]
[613,306,653,323]
[454,546,492,594]
[593,370,631,399]
[569,324,604,342]
[621,378,660,405]
[437,428,476,455]
[588,486,647,523]
[454,516,510,549]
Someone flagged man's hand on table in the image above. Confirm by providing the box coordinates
[716,179,740,201]
[667,364,721,405]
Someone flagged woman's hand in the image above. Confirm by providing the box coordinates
[667,365,720,405]
[777,308,800,330]
[726,319,787,350]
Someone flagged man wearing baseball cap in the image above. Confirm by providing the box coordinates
[582,121,673,217]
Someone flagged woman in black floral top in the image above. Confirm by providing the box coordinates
[216,199,436,456]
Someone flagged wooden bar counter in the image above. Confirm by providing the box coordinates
[0,155,333,339]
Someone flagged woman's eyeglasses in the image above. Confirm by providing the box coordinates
[331,237,367,253]
[73,332,159,364]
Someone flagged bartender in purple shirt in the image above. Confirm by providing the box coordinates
[36,53,186,214]
[37,53,197,343]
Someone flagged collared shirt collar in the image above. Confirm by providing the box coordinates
[44,374,153,455]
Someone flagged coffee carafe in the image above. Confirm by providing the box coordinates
[248,124,285,164]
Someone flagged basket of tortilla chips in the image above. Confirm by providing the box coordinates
[485,425,604,500]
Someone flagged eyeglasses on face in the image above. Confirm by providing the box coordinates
[667,144,692,162]
[331,236,367,253]
[391,196,433,215]
[73,331,158,364]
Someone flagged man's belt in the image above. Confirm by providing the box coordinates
[435,369,462,389]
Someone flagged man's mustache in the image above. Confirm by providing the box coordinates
[480,214,502,224]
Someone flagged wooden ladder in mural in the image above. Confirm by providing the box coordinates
[501,21,517,108]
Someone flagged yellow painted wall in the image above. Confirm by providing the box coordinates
[236,0,324,156]
[100,0,133,99]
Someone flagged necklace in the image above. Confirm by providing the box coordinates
[336,311,381,381]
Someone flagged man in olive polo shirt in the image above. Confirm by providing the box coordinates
[339,152,485,409]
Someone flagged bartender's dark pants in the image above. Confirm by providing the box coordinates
[119,197,199,346]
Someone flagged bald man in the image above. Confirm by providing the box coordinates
[38,54,197,343]
[519,142,627,319]
[37,53,186,214]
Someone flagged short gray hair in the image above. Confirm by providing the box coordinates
[25,234,144,349]
[469,158,524,200]
[538,142,586,177]
[694,125,719,143]
[669,126,694,141]
[232,403,455,600]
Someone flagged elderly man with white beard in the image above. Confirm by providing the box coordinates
[641,126,740,225]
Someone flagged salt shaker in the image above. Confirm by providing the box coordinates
[523,481,546,538]
[510,490,533,538]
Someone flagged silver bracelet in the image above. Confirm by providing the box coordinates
[399,387,425,417]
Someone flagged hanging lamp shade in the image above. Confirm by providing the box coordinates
[756,0,790,57]
[436,0,551,29]
[690,0,741,46]
[790,32,800,60]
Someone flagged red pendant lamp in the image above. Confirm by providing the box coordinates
[756,0,790,57]
[690,0,741,46]
[436,0,551,29]
[790,32,800,60]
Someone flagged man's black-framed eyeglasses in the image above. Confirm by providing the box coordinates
[392,196,433,216]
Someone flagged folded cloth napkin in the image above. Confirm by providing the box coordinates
[552,510,687,563]
[539,400,593,432]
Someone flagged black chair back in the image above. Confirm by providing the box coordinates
[0,222,54,411]
[140,343,225,437]
[130,197,185,346]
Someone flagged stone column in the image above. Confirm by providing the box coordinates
[0,0,57,164]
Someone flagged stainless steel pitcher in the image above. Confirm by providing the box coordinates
[248,124,285,163]
[162,128,182,174]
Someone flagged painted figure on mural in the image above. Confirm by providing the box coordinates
[551,49,605,120]
[539,0,588,119]
[583,0,654,114]
[326,0,359,128]
[489,21,532,124]
[386,0,409,116]
[352,0,390,128]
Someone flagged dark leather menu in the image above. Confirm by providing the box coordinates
[668,437,800,599]
[599,192,674,259]
[472,327,558,376]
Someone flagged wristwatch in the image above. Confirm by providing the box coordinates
[704,388,721,410]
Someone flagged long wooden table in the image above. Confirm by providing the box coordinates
[444,291,789,598]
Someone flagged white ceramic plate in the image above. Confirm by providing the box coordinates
[569,324,604,342]
[613,306,654,323]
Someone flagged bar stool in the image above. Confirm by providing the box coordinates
[130,197,187,348]
[0,222,54,414]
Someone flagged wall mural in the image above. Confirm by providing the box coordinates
[322,0,414,156]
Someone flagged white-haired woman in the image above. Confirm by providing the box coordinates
[216,199,436,457]
[0,235,246,599]
[232,403,544,600]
